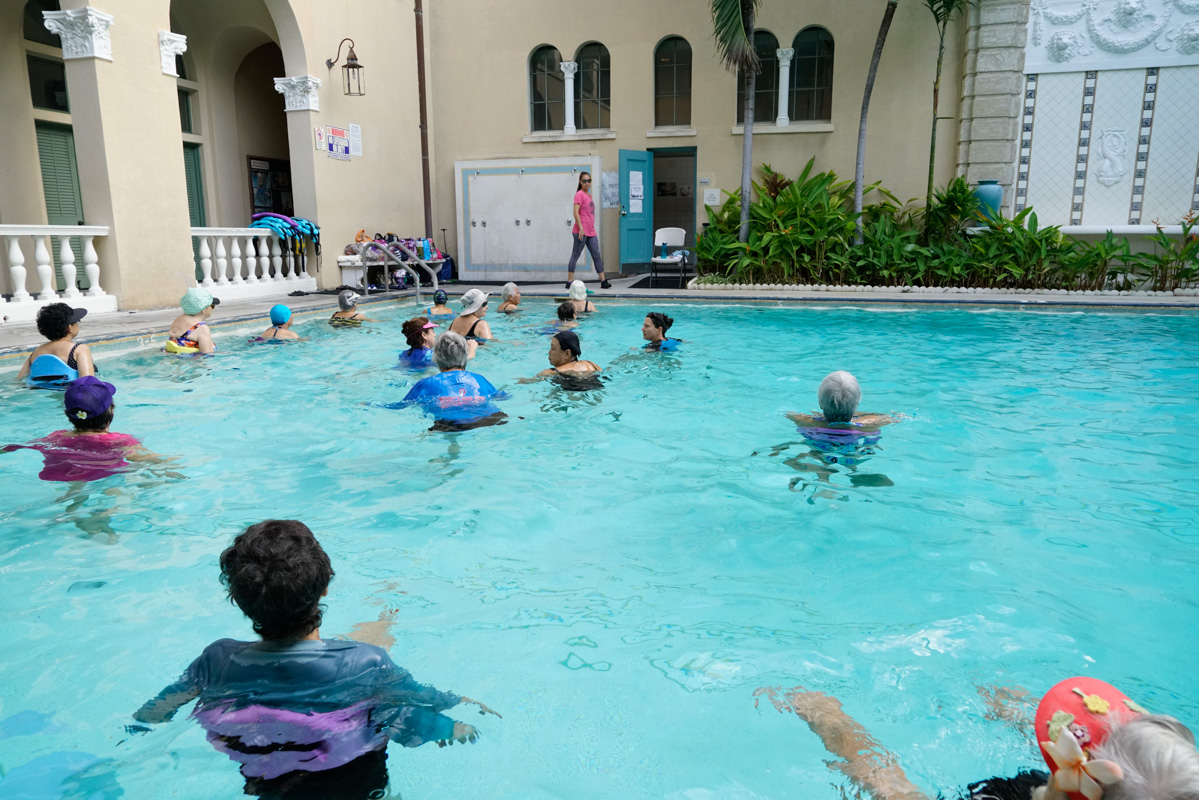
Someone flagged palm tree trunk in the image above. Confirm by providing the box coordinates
[855,0,898,246]
[738,6,756,244]
[925,33,947,219]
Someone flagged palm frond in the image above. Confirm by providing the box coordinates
[710,0,761,72]
[924,0,975,27]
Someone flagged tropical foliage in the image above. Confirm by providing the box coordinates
[696,161,1199,291]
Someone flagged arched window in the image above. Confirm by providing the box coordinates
[24,0,60,45]
[654,36,692,127]
[574,42,610,130]
[791,27,834,122]
[529,45,564,132]
[736,31,778,124]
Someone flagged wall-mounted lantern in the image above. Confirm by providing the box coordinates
[326,38,364,96]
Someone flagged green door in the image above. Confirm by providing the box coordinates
[35,122,86,290]
[183,143,206,280]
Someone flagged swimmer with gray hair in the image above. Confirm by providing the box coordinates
[753,677,1199,800]
[787,371,893,431]
[329,290,374,326]
[497,283,522,313]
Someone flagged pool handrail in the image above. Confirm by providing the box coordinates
[358,240,439,305]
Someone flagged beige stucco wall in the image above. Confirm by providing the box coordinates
[427,0,966,273]
[0,1,64,296]
[0,0,968,307]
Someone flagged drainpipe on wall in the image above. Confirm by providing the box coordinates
[415,0,433,239]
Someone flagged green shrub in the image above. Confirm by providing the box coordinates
[693,161,1195,291]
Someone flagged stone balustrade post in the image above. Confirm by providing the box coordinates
[259,236,271,281]
[82,236,103,296]
[6,236,31,302]
[283,241,297,281]
[243,236,258,282]
[58,236,80,297]
[34,236,57,301]
[230,236,243,284]
[214,237,228,285]
[198,236,212,285]
[270,237,283,280]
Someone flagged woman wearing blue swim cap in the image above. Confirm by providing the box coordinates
[427,290,454,319]
[253,305,299,342]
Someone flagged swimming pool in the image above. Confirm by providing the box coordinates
[1,299,1197,799]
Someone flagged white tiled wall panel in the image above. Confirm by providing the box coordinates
[1140,66,1199,225]
[1022,72,1084,225]
[1080,69,1146,226]
[1016,65,1198,228]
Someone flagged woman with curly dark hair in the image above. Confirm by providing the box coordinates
[641,311,680,352]
[133,519,500,797]
[16,303,96,387]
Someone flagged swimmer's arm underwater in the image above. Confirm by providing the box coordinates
[132,677,201,724]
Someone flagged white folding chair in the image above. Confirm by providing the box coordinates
[649,227,691,288]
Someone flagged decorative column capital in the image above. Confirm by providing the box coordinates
[43,8,115,61]
[776,47,795,67]
[273,75,321,112]
[560,61,579,77]
[159,31,187,76]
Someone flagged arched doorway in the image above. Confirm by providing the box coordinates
[235,43,291,221]
[168,0,308,229]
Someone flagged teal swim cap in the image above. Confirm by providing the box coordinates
[269,304,291,326]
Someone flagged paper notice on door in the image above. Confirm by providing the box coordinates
[630,198,643,214]
[349,124,362,156]
[629,170,643,194]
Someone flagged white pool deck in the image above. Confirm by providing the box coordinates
[2,275,1197,364]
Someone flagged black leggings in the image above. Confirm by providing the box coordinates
[242,749,388,799]
[568,234,603,273]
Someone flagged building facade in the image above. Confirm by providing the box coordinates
[0,0,1194,317]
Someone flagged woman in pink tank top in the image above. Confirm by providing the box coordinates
[566,172,611,290]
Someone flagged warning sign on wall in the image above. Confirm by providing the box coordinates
[326,126,350,160]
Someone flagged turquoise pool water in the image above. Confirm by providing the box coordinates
[1,299,1197,799]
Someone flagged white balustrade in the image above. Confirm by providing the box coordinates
[0,226,110,313]
[189,228,315,299]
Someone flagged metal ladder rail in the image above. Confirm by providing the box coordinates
[358,241,440,305]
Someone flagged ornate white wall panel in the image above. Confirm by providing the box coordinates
[1025,0,1199,74]
[1021,72,1084,223]
[1139,65,1199,222]
[1080,68,1145,225]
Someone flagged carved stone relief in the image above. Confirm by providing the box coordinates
[1026,0,1199,72]
[1093,128,1129,185]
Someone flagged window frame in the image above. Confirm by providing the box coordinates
[736,30,779,125]
[573,41,611,131]
[790,26,834,123]
[653,36,692,128]
[529,45,565,132]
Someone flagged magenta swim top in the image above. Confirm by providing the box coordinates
[6,431,141,482]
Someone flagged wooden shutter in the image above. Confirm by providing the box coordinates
[35,122,87,290]
[183,143,206,280]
